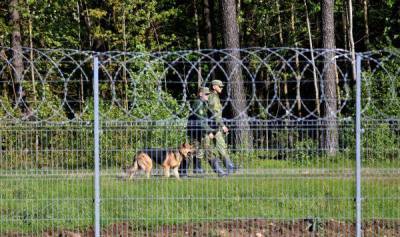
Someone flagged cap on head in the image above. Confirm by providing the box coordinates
[211,80,224,87]
[199,87,210,94]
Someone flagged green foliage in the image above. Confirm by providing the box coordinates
[0,123,93,169]
[81,58,188,121]
[363,123,399,162]
[0,95,22,119]
[292,138,318,160]
[267,130,319,161]
[0,121,189,169]
[1,0,399,169]
[0,16,10,45]
[82,0,184,51]
[362,56,400,118]
[1,0,399,50]
[24,0,81,48]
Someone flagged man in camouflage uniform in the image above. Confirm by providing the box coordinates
[180,87,226,177]
[208,80,237,174]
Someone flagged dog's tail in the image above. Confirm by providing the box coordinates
[132,159,139,171]
[125,157,140,179]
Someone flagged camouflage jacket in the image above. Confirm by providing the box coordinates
[208,91,225,130]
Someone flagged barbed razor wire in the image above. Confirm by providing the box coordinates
[1,47,398,122]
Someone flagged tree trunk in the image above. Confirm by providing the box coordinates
[362,0,372,69]
[203,0,213,49]
[348,0,356,81]
[76,1,85,111]
[277,0,285,110]
[363,0,370,49]
[120,7,130,110]
[203,0,215,49]
[27,3,39,163]
[291,3,302,116]
[194,0,202,87]
[27,4,36,104]
[203,0,216,81]
[221,0,252,149]
[9,0,24,109]
[321,0,338,155]
[81,0,94,49]
[342,0,348,50]
[276,0,283,45]
[304,0,320,117]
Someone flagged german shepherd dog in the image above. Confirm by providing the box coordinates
[125,143,194,179]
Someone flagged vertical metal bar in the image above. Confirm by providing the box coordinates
[93,55,101,237]
[355,53,362,237]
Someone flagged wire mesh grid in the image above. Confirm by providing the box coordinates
[0,47,399,236]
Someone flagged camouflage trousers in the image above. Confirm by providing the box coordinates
[212,131,230,160]
[193,131,229,160]
[192,135,210,160]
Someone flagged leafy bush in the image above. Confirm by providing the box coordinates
[363,123,399,161]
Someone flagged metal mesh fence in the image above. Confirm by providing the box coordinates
[0,47,399,236]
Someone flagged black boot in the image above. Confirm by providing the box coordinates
[223,158,237,174]
[192,157,204,174]
[209,158,226,177]
[179,159,189,177]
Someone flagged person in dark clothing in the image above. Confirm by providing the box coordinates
[180,87,226,177]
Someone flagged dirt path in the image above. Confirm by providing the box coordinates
[4,219,399,237]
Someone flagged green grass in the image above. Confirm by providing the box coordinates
[230,150,400,169]
[1,170,399,234]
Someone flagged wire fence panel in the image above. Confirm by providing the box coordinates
[0,122,94,235]
[98,120,359,236]
[0,47,399,236]
[359,51,400,236]
[361,119,400,236]
[0,48,96,236]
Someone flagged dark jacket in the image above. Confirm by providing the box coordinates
[187,99,213,141]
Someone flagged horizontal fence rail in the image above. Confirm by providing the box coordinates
[0,47,399,236]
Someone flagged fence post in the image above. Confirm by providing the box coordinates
[93,55,101,237]
[355,53,362,237]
